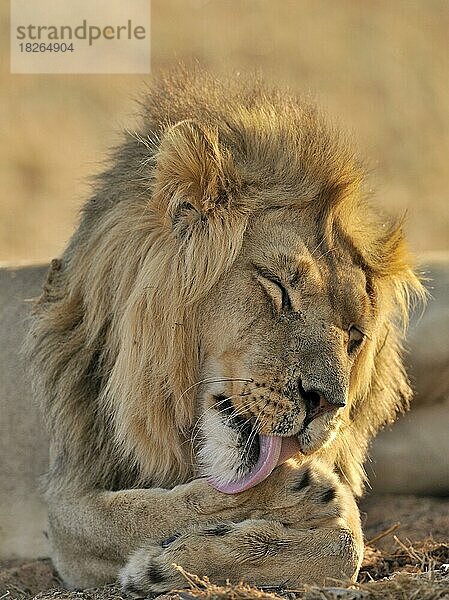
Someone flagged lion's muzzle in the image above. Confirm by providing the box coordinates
[299,382,346,428]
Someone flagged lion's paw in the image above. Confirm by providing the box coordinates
[120,540,185,597]
[119,520,279,596]
[120,523,238,596]
[119,464,359,597]
[247,461,348,527]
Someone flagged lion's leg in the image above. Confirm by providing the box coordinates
[121,521,360,596]
[46,478,251,589]
[120,463,363,596]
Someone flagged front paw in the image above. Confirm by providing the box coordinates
[246,461,347,526]
[172,476,249,517]
[119,520,279,596]
[120,542,184,597]
[120,522,248,597]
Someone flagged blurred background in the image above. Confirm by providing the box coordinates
[1,0,448,263]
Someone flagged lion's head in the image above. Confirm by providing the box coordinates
[30,69,424,498]
[197,209,379,493]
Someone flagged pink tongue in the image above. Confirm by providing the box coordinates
[208,435,301,494]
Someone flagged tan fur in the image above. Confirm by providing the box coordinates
[21,69,426,593]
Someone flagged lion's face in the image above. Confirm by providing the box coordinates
[197,209,375,491]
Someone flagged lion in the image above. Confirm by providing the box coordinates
[1,260,447,563]
[21,69,426,594]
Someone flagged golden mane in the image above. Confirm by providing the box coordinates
[27,68,425,496]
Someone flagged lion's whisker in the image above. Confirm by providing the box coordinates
[189,391,260,450]
[188,392,263,463]
[191,387,260,434]
[188,392,252,460]
[176,377,253,406]
[313,246,336,261]
[240,402,269,462]
[310,236,325,257]
[178,404,268,472]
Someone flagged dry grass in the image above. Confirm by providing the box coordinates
[1,0,449,261]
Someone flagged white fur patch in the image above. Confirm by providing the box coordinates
[198,409,244,485]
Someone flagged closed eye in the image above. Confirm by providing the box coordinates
[254,268,292,311]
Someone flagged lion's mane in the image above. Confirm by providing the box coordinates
[27,68,424,497]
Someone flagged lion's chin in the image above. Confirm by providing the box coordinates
[297,418,340,455]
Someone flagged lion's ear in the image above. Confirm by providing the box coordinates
[153,120,232,232]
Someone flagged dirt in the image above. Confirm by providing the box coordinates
[1,494,448,600]
[361,494,449,551]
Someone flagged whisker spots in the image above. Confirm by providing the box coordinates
[203,523,233,537]
[292,468,311,491]
[321,487,337,503]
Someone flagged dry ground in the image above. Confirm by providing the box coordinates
[1,494,448,600]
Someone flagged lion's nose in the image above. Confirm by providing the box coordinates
[299,381,346,420]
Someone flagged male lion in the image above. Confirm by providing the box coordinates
[25,70,424,595]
